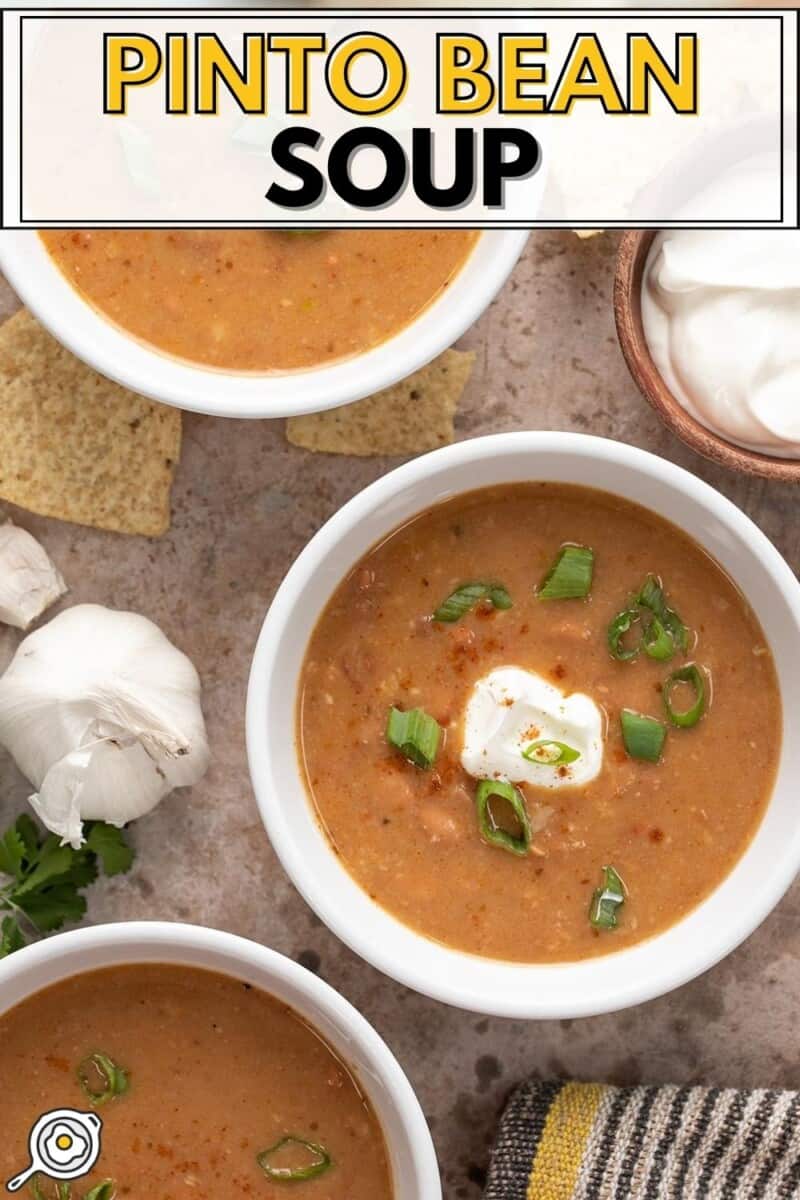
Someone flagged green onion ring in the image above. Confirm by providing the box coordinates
[257,1136,333,1182]
[538,545,594,601]
[385,707,442,769]
[433,582,512,623]
[82,1183,117,1200]
[77,1052,129,1106]
[475,780,532,856]
[31,1179,72,1200]
[638,575,688,653]
[589,865,626,930]
[522,740,580,766]
[607,606,641,661]
[642,616,674,661]
[620,708,667,763]
[663,663,707,728]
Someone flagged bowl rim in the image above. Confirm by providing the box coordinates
[0,920,441,1200]
[614,229,800,483]
[0,229,528,420]
[246,430,800,1018]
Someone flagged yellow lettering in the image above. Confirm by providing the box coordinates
[550,35,625,114]
[326,34,407,115]
[437,35,495,114]
[500,34,546,113]
[629,34,697,113]
[104,34,162,115]
[196,33,265,115]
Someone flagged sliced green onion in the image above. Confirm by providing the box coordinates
[620,709,667,763]
[31,1180,72,1200]
[386,707,442,768]
[638,575,688,653]
[77,1052,129,1106]
[607,606,641,661]
[538,545,594,600]
[475,779,531,856]
[257,1136,332,1183]
[663,663,707,728]
[83,1184,116,1200]
[522,740,580,766]
[589,865,626,930]
[433,581,512,622]
[642,616,674,661]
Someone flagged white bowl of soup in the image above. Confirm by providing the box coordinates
[0,921,440,1198]
[0,229,526,418]
[247,431,800,1018]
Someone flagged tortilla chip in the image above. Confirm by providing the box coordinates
[286,349,475,457]
[574,230,604,239]
[0,310,181,536]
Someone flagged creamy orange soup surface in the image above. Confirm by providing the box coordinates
[1,964,393,1200]
[299,484,781,963]
[40,230,478,371]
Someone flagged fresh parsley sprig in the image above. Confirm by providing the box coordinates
[0,814,134,958]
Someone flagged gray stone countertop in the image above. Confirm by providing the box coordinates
[1,231,798,1199]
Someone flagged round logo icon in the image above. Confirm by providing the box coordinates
[6,1108,103,1193]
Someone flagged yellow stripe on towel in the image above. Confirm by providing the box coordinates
[526,1082,605,1200]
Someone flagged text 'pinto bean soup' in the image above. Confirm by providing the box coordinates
[2,965,393,1199]
[299,484,781,963]
[40,230,478,372]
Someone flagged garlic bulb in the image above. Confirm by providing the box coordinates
[0,522,67,630]
[0,604,209,847]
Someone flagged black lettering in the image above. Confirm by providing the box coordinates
[482,128,541,208]
[328,128,406,209]
[412,128,475,209]
[266,127,324,208]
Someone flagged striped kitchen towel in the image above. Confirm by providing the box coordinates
[484,1081,800,1199]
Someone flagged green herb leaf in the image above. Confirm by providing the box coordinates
[0,827,26,879]
[433,581,512,623]
[0,818,134,955]
[78,1052,130,1106]
[589,865,626,930]
[0,915,26,957]
[538,545,594,601]
[14,814,40,856]
[85,824,135,877]
[620,708,667,763]
[257,1136,333,1182]
[522,740,580,766]
[16,885,87,932]
[475,779,532,856]
[386,707,442,769]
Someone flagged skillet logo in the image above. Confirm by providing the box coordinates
[2,8,796,227]
[5,1109,103,1194]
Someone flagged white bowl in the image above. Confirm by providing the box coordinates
[247,431,800,1018]
[0,921,440,1199]
[0,230,527,419]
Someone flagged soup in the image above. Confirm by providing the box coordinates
[1,964,393,1198]
[39,230,478,371]
[299,484,781,963]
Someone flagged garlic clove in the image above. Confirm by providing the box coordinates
[0,522,67,630]
[0,604,209,845]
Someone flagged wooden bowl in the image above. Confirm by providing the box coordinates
[614,231,800,482]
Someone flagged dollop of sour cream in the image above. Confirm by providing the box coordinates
[642,219,800,458]
[461,667,604,789]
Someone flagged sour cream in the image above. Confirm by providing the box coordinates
[461,667,604,790]
[642,218,800,458]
